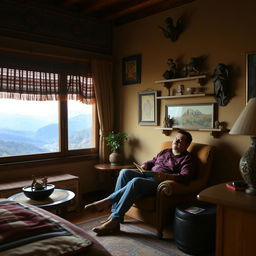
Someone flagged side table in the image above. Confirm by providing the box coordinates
[0,173,80,211]
[94,163,135,174]
[8,189,75,217]
[94,163,134,190]
[198,183,256,256]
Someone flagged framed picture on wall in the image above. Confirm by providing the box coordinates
[122,54,141,85]
[246,52,256,103]
[138,91,159,125]
[165,103,216,130]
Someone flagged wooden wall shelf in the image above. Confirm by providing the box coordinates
[155,127,229,138]
[155,75,207,84]
[153,74,227,138]
[156,93,213,100]
[155,75,208,96]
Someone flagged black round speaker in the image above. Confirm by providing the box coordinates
[173,201,216,255]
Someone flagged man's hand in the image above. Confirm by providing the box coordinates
[141,163,148,170]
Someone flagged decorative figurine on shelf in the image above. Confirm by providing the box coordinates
[214,121,226,131]
[186,87,194,94]
[31,175,48,190]
[214,121,220,129]
[163,115,173,128]
[212,63,230,106]
[182,56,204,77]
[176,84,184,96]
[159,16,183,42]
[163,58,179,80]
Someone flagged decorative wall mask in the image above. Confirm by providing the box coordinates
[159,17,183,42]
[212,63,230,106]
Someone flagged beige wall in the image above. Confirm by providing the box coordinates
[113,0,256,184]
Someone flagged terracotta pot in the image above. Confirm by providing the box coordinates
[109,151,123,165]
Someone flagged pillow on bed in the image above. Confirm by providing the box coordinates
[0,200,92,256]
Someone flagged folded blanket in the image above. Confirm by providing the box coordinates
[0,200,70,251]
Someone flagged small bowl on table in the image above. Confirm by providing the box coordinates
[22,184,55,201]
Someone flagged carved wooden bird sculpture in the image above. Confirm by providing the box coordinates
[159,17,183,42]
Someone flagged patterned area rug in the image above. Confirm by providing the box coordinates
[76,216,191,256]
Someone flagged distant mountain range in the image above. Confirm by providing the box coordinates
[182,108,203,118]
[0,114,93,156]
[0,139,45,157]
[0,113,50,131]
[174,108,212,129]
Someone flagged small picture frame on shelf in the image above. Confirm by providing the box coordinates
[138,91,159,126]
[122,54,141,85]
[165,103,216,130]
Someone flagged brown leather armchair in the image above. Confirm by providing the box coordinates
[126,141,215,238]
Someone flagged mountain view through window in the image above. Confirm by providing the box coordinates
[0,99,93,157]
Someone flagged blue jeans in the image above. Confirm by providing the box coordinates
[107,169,160,221]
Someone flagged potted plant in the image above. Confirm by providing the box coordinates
[105,131,128,165]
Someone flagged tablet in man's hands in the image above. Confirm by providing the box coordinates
[133,162,144,173]
[133,162,154,177]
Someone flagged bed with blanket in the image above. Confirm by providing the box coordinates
[0,199,110,256]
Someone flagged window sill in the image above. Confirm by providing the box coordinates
[0,153,98,170]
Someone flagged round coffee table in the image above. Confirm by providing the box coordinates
[8,189,75,217]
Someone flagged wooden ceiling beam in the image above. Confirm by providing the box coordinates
[82,0,130,14]
[112,0,195,24]
[13,0,195,25]
[104,0,173,20]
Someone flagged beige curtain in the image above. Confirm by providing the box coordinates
[92,59,114,163]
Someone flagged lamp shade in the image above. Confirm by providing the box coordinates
[229,97,256,136]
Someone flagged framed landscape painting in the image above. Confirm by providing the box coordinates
[165,103,215,130]
[122,54,141,85]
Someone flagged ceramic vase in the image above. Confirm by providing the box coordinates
[109,151,123,165]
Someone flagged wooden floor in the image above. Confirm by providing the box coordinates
[66,207,110,224]
[66,206,174,239]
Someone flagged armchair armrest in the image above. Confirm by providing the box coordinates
[157,179,205,197]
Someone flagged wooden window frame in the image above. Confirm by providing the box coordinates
[0,76,98,166]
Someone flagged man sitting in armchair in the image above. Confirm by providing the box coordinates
[84,129,196,235]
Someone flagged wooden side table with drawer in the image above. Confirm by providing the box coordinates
[198,183,256,256]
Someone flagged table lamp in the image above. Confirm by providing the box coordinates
[229,97,256,195]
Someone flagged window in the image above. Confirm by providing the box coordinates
[0,99,59,156]
[0,65,97,162]
[0,98,96,159]
[68,100,95,150]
